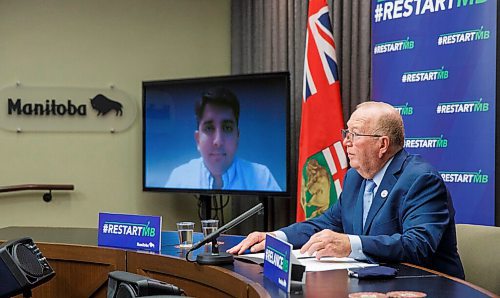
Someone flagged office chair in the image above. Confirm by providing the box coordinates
[456,224,500,295]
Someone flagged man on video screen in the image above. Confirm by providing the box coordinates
[166,87,281,191]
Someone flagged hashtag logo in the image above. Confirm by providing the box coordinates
[438,36,443,45]
[374,4,383,22]
[436,105,442,114]
[103,224,109,233]
[401,74,407,83]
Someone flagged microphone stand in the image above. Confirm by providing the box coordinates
[186,203,264,265]
[196,238,233,265]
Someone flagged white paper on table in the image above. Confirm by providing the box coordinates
[240,249,378,272]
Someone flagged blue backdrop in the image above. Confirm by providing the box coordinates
[371,0,496,225]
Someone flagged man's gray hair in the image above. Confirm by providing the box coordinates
[356,101,405,150]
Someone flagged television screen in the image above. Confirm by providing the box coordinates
[143,72,290,196]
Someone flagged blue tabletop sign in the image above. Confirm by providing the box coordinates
[98,212,161,252]
[263,234,292,292]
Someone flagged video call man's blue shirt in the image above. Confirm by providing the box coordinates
[166,157,281,191]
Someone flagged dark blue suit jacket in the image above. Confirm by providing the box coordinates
[281,150,464,278]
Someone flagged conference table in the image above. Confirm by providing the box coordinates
[0,226,496,298]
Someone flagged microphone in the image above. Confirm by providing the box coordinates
[187,203,264,265]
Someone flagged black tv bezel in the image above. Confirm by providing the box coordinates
[142,71,291,198]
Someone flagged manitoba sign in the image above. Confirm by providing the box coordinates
[0,85,137,132]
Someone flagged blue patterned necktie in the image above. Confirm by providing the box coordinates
[363,179,376,228]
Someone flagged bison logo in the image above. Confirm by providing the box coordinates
[90,94,123,116]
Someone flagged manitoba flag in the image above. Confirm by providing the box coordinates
[296,0,348,222]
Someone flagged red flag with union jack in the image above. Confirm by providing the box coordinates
[296,0,348,222]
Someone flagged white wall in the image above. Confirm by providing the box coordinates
[0,0,231,230]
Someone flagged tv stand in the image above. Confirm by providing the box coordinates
[199,195,271,230]
[199,195,212,220]
[258,196,271,231]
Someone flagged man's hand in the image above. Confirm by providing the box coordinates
[226,232,275,255]
[300,230,351,259]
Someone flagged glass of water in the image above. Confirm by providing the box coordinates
[176,222,195,248]
[201,219,219,241]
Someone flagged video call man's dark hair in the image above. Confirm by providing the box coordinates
[195,87,240,126]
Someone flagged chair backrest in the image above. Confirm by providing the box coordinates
[455,224,500,295]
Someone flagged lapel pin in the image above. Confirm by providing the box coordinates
[381,190,388,198]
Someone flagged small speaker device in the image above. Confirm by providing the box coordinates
[0,237,55,298]
[107,271,185,298]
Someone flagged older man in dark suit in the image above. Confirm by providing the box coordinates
[228,101,464,279]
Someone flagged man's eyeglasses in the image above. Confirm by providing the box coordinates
[341,129,383,141]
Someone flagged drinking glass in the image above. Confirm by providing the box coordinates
[176,222,195,248]
[201,219,219,243]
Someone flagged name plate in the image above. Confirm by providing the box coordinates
[98,212,161,252]
[263,234,292,292]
